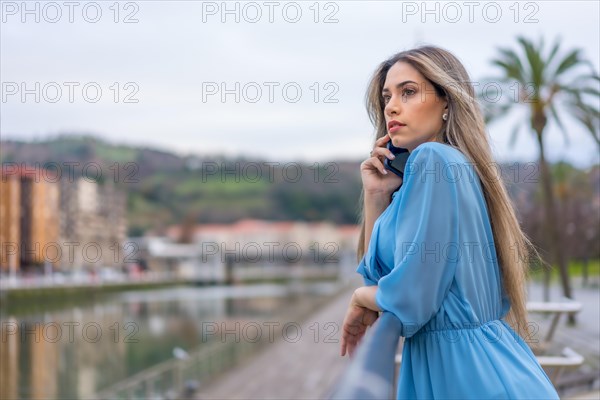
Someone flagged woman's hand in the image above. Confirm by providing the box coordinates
[361,134,403,195]
[340,300,379,358]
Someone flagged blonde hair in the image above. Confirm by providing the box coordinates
[358,45,542,341]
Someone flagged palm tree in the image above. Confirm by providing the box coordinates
[479,35,600,311]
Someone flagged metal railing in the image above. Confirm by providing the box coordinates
[90,337,260,400]
[327,312,402,400]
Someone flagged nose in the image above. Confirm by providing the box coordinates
[384,95,401,118]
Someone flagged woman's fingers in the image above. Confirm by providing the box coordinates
[341,333,352,357]
[371,148,396,162]
[369,146,385,159]
[363,310,379,326]
[371,135,396,161]
[340,335,349,357]
[365,155,388,175]
[341,330,363,358]
[342,338,355,358]
[375,134,391,146]
[341,328,358,357]
[341,305,377,358]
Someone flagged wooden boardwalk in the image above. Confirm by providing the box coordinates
[197,282,358,399]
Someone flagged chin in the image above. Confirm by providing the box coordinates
[393,134,434,152]
[390,136,412,150]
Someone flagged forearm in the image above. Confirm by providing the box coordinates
[363,192,391,250]
[352,285,381,312]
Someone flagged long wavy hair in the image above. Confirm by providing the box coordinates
[357,45,543,341]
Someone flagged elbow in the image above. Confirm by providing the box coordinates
[375,289,438,338]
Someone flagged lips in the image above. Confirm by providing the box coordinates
[388,121,406,130]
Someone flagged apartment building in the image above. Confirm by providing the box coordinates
[0,170,21,273]
[0,165,60,271]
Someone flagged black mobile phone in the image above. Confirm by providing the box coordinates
[384,141,410,178]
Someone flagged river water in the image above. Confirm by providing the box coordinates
[1,281,343,399]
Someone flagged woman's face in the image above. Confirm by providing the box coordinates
[382,61,448,152]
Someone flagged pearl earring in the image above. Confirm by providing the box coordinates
[442,113,448,121]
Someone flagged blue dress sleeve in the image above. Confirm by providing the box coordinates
[356,253,378,286]
[375,143,460,338]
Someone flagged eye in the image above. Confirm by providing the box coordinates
[382,95,391,104]
[402,88,416,96]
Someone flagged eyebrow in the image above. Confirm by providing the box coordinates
[381,80,418,94]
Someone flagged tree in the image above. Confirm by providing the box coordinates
[480,35,600,311]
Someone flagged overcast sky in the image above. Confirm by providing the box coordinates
[1,0,599,167]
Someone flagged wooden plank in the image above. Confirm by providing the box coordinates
[537,348,585,368]
[527,301,583,313]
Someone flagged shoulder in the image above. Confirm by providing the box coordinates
[394,142,464,209]
[409,142,465,164]
[404,142,467,179]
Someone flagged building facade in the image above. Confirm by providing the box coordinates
[0,172,21,273]
[59,178,127,271]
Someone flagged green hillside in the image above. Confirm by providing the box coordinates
[1,135,364,236]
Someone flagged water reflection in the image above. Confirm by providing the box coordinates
[1,282,340,399]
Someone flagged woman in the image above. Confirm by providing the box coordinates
[340,46,560,399]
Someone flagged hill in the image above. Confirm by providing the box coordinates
[1,134,364,236]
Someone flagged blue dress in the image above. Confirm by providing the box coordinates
[357,142,559,399]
